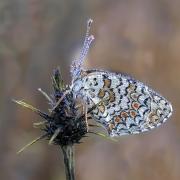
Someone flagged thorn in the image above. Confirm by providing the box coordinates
[12,99,50,120]
[48,128,61,145]
[38,88,53,104]
[17,134,48,154]
[33,121,47,128]
[51,91,69,112]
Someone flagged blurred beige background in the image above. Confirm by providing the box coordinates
[1,0,180,180]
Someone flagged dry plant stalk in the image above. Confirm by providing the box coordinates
[14,19,108,180]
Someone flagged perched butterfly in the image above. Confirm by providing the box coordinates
[14,19,173,180]
[14,19,173,153]
[70,19,173,137]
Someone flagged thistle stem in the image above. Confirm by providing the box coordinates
[61,145,75,180]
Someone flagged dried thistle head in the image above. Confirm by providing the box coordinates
[14,68,89,153]
[13,19,116,153]
[45,68,89,146]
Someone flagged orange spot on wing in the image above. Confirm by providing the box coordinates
[98,105,105,113]
[98,89,105,98]
[132,102,140,110]
[114,116,121,124]
[130,110,136,118]
[148,112,159,124]
[109,90,116,103]
[131,93,138,100]
[103,79,111,88]
[108,123,115,131]
[128,84,135,91]
[121,111,128,118]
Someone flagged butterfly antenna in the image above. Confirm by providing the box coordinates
[71,19,94,80]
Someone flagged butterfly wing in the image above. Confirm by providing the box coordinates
[71,70,173,137]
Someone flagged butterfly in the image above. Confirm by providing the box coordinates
[70,19,173,137]
[14,19,173,154]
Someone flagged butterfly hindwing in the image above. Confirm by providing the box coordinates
[71,70,173,137]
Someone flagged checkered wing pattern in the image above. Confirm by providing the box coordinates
[71,70,173,137]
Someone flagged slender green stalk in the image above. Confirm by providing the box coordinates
[61,145,75,180]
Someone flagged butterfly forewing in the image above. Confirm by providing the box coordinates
[71,70,173,137]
